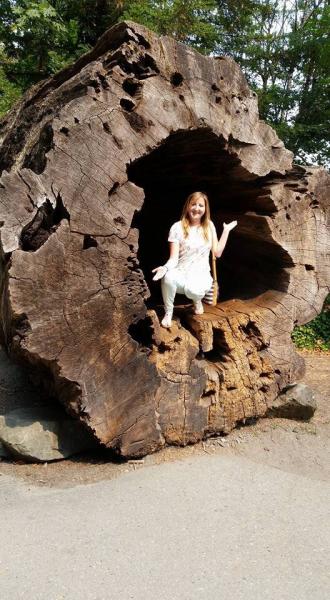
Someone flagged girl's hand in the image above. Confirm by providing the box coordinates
[223,220,237,232]
[152,266,167,281]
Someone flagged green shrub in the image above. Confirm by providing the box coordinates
[292,294,330,351]
[0,58,22,118]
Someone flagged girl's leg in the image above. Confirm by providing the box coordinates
[161,271,179,327]
[185,288,204,315]
[161,271,178,313]
[161,272,204,326]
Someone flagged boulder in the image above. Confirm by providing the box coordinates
[266,383,317,420]
[0,406,96,462]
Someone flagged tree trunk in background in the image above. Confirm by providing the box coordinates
[0,21,329,457]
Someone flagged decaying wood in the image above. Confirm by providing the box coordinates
[0,21,329,457]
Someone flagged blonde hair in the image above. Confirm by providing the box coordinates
[181,191,211,240]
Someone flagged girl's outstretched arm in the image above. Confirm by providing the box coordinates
[212,221,237,258]
[152,241,179,281]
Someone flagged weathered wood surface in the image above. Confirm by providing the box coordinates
[0,21,329,457]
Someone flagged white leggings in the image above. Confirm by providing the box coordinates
[161,269,204,314]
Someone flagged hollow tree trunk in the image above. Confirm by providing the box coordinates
[0,21,329,457]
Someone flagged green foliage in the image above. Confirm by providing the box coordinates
[48,1,124,47]
[0,0,111,100]
[0,44,22,116]
[292,295,330,351]
[213,1,330,166]
[8,1,89,85]
[122,0,219,54]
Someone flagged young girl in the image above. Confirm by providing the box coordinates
[152,191,237,328]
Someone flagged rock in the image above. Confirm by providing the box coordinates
[266,383,317,420]
[0,406,96,462]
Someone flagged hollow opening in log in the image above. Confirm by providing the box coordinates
[20,193,70,251]
[128,128,293,307]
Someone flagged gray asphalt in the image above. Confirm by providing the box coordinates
[1,452,329,600]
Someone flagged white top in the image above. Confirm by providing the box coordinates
[168,220,217,295]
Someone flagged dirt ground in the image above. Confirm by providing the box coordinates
[0,349,329,488]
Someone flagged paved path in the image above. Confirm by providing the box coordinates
[1,452,329,600]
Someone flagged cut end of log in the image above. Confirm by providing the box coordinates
[0,21,329,458]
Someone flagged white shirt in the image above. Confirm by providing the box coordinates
[167,220,217,294]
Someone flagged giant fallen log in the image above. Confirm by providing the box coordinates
[0,21,329,457]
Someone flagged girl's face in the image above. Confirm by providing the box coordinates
[187,196,205,223]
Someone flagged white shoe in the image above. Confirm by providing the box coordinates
[161,311,173,328]
[194,300,204,315]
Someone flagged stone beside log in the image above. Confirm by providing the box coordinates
[266,383,317,420]
[0,406,96,462]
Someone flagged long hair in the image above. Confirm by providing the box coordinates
[181,191,211,240]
